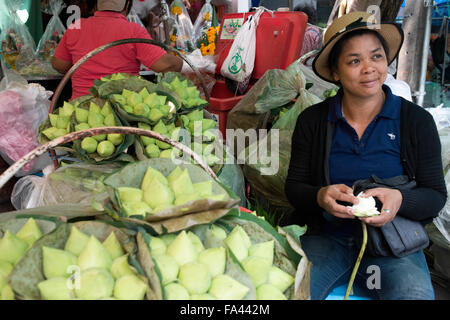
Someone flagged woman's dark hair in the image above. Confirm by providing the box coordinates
[327,29,390,75]
[293,5,317,25]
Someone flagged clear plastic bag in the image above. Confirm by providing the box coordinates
[35,0,66,63]
[0,0,37,73]
[11,163,119,210]
[169,0,195,53]
[127,7,146,28]
[0,68,53,176]
[192,0,215,45]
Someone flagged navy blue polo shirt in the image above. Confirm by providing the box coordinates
[328,85,404,188]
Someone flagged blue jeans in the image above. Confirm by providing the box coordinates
[300,228,435,300]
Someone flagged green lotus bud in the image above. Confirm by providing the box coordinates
[127,92,143,107]
[1,284,14,300]
[0,261,13,280]
[181,115,190,127]
[248,240,274,264]
[75,268,114,300]
[56,115,70,130]
[143,178,174,208]
[193,181,213,197]
[241,256,272,287]
[148,108,163,122]
[92,133,107,142]
[141,166,168,191]
[64,226,90,256]
[38,277,75,300]
[77,235,113,271]
[153,120,168,135]
[153,254,179,285]
[139,87,150,99]
[15,218,43,247]
[107,133,123,146]
[75,123,90,132]
[208,224,227,241]
[164,283,190,300]
[100,102,113,117]
[209,274,249,300]
[178,261,211,295]
[75,107,89,123]
[60,102,75,117]
[42,127,67,140]
[81,137,98,153]
[267,266,294,292]
[114,274,147,300]
[167,167,182,185]
[122,201,152,217]
[0,230,29,265]
[122,89,134,99]
[159,104,172,117]
[174,193,201,206]
[169,168,194,197]
[156,95,167,106]
[159,149,173,158]
[191,293,215,300]
[197,247,226,277]
[104,113,117,126]
[187,109,203,122]
[112,94,126,105]
[141,135,156,146]
[148,237,166,256]
[49,113,58,127]
[102,232,124,260]
[118,187,143,203]
[187,232,204,254]
[145,144,160,158]
[88,112,104,128]
[202,119,217,132]
[134,103,150,117]
[256,284,287,300]
[97,140,115,157]
[224,226,251,262]
[138,122,151,130]
[111,254,136,280]
[166,231,198,267]
[89,102,101,114]
[160,234,177,247]
[152,203,174,213]
[42,246,77,279]
[123,105,134,113]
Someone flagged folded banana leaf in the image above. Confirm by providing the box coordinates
[70,97,135,164]
[89,74,148,98]
[7,220,155,300]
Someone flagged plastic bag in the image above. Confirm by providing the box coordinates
[168,0,195,53]
[35,0,65,63]
[11,162,119,210]
[192,0,215,45]
[0,0,36,73]
[0,69,53,176]
[127,7,146,28]
[220,8,265,83]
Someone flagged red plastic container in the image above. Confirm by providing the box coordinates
[207,11,308,139]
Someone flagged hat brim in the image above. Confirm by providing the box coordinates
[312,23,404,84]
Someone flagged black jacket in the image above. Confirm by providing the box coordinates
[285,97,447,235]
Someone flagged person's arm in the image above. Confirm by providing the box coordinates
[149,52,183,73]
[51,56,73,74]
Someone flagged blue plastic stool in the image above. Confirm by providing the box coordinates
[325,285,372,300]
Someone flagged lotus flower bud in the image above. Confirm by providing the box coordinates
[42,246,78,279]
[104,113,117,126]
[89,102,101,114]
[166,231,198,266]
[208,224,227,241]
[193,181,213,197]
[38,277,75,300]
[224,226,251,262]
[197,247,226,277]
[49,113,58,127]
[267,266,294,293]
[111,254,137,280]
[97,140,115,157]
[143,178,174,209]
[148,108,163,122]
[174,193,202,206]
[187,232,204,254]
[81,137,98,153]
[75,107,89,123]
[75,123,90,132]
[102,232,124,260]
[122,201,152,217]
[209,274,249,300]
[153,254,179,285]
[0,230,29,265]
[107,133,123,146]
[0,261,13,282]
[241,256,272,288]
[139,88,150,99]
[127,92,143,107]
[100,102,113,117]
[141,167,168,191]
[15,218,43,247]
[178,262,211,295]
[134,103,150,117]
[169,168,194,197]
[117,187,143,203]
[145,144,160,158]
[64,226,90,256]
[1,284,15,300]
[75,268,114,300]
[164,283,190,300]
[87,111,104,128]
[248,240,274,264]
[114,274,147,300]
[77,236,113,271]
[160,234,177,247]
[148,237,166,256]
[256,284,287,300]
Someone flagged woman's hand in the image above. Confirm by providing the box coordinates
[359,188,403,227]
[317,184,359,219]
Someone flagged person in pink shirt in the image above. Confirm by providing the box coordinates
[52,0,183,100]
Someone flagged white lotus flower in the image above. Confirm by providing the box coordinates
[349,192,380,217]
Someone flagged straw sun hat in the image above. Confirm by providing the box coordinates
[312,11,404,83]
